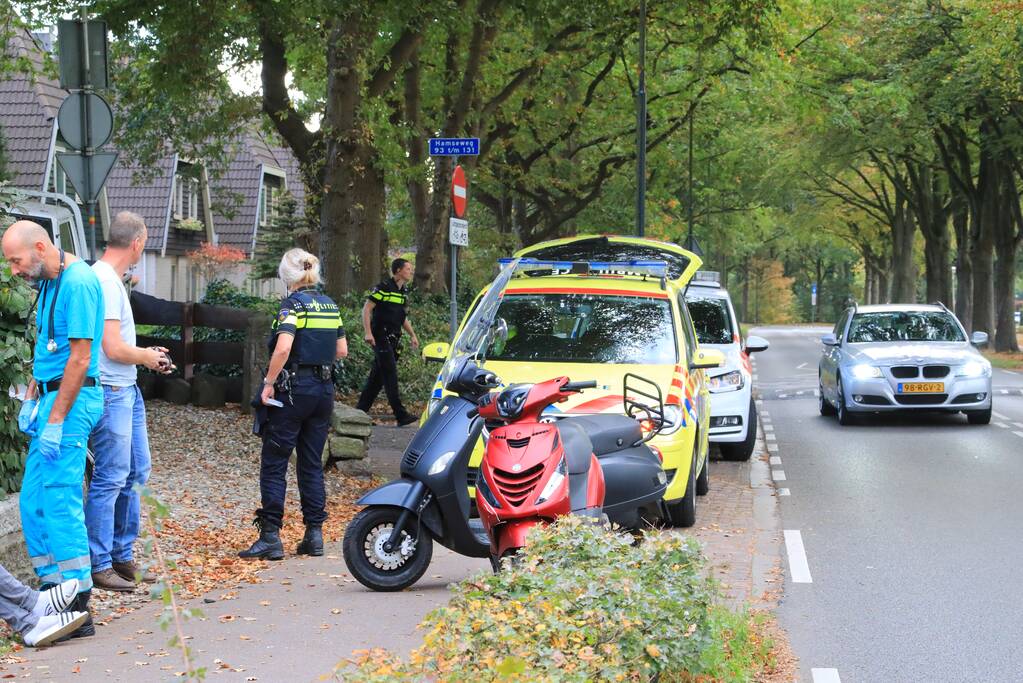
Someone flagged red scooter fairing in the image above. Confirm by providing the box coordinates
[476,377,605,559]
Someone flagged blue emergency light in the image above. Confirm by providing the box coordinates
[498,257,669,281]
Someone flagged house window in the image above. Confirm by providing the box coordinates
[259,181,279,227]
[173,169,200,221]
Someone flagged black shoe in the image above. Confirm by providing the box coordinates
[396,413,419,427]
[238,519,284,560]
[296,526,324,556]
[55,591,94,642]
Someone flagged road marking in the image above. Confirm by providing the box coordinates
[814,389,820,397]
[772,469,786,481]
[778,393,788,399]
[767,443,778,452]
[766,433,776,441]
[796,362,807,369]
[1014,431,1023,439]
[1003,369,1019,375]
[753,374,759,381]
[995,422,1010,429]
[993,411,1009,420]
[812,668,841,683]
[778,488,790,496]
[763,424,774,432]
[784,530,813,583]
[1013,422,1023,430]
[1000,389,1009,395]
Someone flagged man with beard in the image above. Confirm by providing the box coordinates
[1,221,105,640]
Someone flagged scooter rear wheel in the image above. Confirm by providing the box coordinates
[342,506,433,592]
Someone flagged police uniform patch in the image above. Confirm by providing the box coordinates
[279,309,291,323]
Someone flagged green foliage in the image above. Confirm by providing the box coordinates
[339,518,773,682]
[250,193,312,281]
[0,223,33,495]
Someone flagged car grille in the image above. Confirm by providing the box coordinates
[891,366,918,379]
[492,463,545,506]
[923,365,949,379]
[507,436,531,449]
[894,394,947,405]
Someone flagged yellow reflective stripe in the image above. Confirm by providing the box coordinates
[302,318,344,330]
[370,290,386,302]
[281,314,298,327]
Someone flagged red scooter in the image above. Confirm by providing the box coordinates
[475,376,669,564]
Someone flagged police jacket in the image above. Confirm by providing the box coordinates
[270,287,345,367]
[367,278,408,338]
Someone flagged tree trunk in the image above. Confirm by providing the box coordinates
[863,260,873,305]
[950,179,973,330]
[405,52,429,242]
[889,188,917,303]
[971,147,997,336]
[877,267,889,304]
[993,166,1021,351]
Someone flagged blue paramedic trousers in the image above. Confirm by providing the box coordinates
[20,385,103,592]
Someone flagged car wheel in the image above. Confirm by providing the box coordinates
[818,378,836,416]
[721,398,757,461]
[666,448,697,527]
[695,452,710,496]
[836,376,855,426]
[966,406,992,425]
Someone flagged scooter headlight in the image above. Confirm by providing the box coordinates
[476,472,501,508]
[659,405,685,435]
[535,457,567,505]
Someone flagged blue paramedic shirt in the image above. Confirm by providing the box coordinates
[32,259,104,382]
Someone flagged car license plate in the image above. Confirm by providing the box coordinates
[898,382,944,393]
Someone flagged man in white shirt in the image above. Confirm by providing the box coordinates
[85,212,169,592]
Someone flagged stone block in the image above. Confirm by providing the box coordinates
[332,404,372,429]
[223,376,244,404]
[191,373,226,408]
[324,435,367,463]
[0,495,34,585]
[334,421,373,439]
[160,377,192,405]
[137,372,159,400]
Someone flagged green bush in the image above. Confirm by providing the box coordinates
[0,254,33,495]
[340,518,774,682]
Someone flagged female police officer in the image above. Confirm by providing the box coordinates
[240,249,347,560]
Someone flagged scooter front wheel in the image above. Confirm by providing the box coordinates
[342,506,433,592]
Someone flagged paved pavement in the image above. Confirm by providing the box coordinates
[755,325,1023,683]
[9,420,782,681]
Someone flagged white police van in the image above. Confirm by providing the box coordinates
[685,272,768,460]
[2,190,90,258]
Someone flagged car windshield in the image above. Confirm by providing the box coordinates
[686,294,733,345]
[846,311,965,343]
[486,293,677,364]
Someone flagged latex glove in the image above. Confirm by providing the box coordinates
[18,399,38,436]
[38,423,63,462]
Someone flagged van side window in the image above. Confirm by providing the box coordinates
[59,221,77,255]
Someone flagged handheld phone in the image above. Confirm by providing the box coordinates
[265,398,284,408]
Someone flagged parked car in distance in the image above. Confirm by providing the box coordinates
[819,303,992,425]
[686,272,768,460]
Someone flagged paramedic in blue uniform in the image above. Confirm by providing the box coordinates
[355,258,420,426]
[240,249,347,560]
[2,220,104,640]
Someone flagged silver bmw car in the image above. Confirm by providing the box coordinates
[818,303,992,425]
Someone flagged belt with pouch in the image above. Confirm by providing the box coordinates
[289,365,333,381]
[39,376,99,395]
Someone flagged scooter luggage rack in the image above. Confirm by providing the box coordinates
[498,257,669,288]
[622,373,666,442]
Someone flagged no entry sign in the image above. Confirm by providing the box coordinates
[451,165,467,218]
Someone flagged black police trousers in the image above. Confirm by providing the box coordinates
[257,376,333,528]
[356,335,410,419]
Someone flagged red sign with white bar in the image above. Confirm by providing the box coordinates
[451,165,467,218]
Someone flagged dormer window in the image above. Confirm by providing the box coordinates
[259,172,284,227]
[174,169,200,221]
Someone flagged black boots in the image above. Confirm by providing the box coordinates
[296,525,324,557]
[56,589,94,641]
[238,519,284,560]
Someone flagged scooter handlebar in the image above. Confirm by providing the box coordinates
[562,380,597,392]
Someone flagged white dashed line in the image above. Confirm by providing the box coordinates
[812,668,842,683]
[767,443,778,452]
[766,433,777,442]
[778,488,790,496]
[784,530,813,583]
[993,411,1009,420]
[995,422,1010,429]
[769,456,782,465]
[1000,389,1010,395]
[1003,369,1019,375]
[763,424,774,433]
[796,362,807,369]
[772,469,786,481]
[778,393,788,399]
[1014,432,1023,439]
[814,389,820,397]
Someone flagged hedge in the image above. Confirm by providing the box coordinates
[339,518,775,682]
[0,246,33,495]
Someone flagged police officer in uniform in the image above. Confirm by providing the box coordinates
[356,258,419,426]
[240,249,347,560]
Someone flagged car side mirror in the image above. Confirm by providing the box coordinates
[423,341,451,363]
[970,331,989,348]
[690,348,725,370]
[821,333,840,346]
[744,335,769,353]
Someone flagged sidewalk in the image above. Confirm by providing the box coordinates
[2,404,782,681]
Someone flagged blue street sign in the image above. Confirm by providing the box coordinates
[811,283,817,295]
[429,138,480,156]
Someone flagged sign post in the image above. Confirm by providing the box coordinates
[56,13,116,259]
[429,138,479,339]
[811,282,818,322]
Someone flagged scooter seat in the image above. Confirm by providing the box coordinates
[560,415,642,455]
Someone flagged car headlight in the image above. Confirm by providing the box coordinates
[535,457,567,504]
[851,364,882,380]
[957,360,991,378]
[708,370,744,393]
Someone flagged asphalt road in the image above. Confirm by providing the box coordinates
[753,325,1023,683]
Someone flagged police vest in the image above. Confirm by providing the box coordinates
[367,278,408,335]
[270,288,345,366]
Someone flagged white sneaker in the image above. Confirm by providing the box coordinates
[23,611,89,647]
[32,578,80,618]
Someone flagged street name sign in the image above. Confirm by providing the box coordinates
[429,138,480,156]
[449,217,469,247]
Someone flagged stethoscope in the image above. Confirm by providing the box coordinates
[27,249,65,354]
